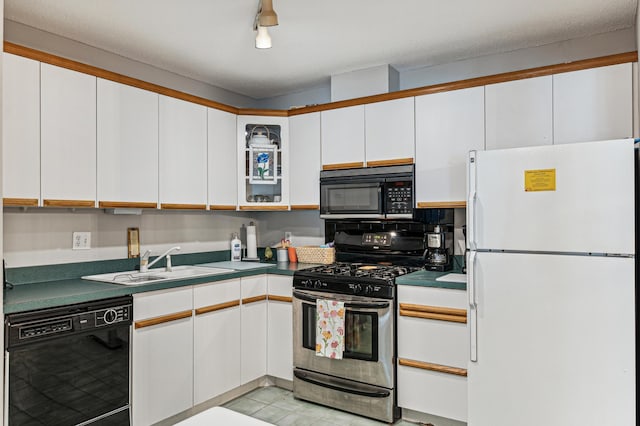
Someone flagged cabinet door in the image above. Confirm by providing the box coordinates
[97,79,158,207]
[553,63,633,144]
[365,97,415,165]
[485,76,552,150]
[159,95,207,208]
[132,287,193,426]
[321,105,365,168]
[415,87,484,206]
[267,275,293,380]
[289,112,320,208]
[208,108,238,209]
[41,63,97,206]
[193,279,241,404]
[241,275,268,384]
[2,53,40,206]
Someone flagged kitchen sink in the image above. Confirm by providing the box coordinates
[82,265,235,286]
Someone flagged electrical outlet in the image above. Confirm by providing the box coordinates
[72,232,91,250]
[284,231,292,243]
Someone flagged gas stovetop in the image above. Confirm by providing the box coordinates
[293,262,422,298]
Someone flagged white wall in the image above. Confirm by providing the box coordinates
[254,211,325,248]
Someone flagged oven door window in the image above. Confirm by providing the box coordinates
[302,303,379,361]
[320,183,382,215]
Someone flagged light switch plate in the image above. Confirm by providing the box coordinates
[72,232,91,250]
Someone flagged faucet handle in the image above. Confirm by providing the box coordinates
[140,249,151,272]
[166,255,173,272]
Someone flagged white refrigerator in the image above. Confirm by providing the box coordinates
[466,139,636,426]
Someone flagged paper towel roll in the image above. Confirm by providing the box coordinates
[246,224,257,259]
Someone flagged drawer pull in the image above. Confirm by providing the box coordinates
[399,358,467,377]
[43,199,95,208]
[98,201,157,209]
[242,295,268,305]
[3,198,39,207]
[195,300,240,315]
[134,310,193,329]
[268,295,292,303]
[365,158,414,167]
[399,303,467,324]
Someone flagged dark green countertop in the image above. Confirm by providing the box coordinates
[3,261,318,314]
[396,256,467,290]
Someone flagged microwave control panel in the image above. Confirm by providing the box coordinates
[385,181,413,214]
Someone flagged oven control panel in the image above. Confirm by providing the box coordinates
[362,232,392,247]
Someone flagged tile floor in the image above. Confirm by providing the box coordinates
[222,386,420,426]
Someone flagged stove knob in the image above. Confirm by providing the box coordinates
[314,280,323,289]
[353,284,362,294]
[364,285,374,295]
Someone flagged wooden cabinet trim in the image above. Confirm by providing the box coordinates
[209,205,238,211]
[43,199,95,208]
[134,310,193,329]
[322,162,365,171]
[290,204,320,210]
[366,158,414,167]
[400,303,467,324]
[238,205,289,211]
[242,295,268,305]
[268,295,293,303]
[3,198,39,207]
[399,358,467,377]
[195,300,240,315]
[5,42,635,119]
[99,201,157,209]
[160,203,207,210]
[417,201,467,209]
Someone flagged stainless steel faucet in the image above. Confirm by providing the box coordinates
[140,246,181,272]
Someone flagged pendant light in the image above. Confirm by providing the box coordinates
[255,26,272,49]
[254,0,278,49]
[259,0,278,27]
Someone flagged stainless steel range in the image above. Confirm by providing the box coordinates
[292,220,426,423]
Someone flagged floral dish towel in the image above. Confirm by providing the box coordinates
[316,299,345,359]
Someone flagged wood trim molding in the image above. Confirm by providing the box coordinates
[399,303,467,324]
[134,310,193,329]
[322,162,365,171]
[3,198,39,207]
[99,201,157,209]
[290,204,320,210]
[43,199,95,208]
[398,358,468,377]
[195,300,240,315]
[268,295,293,303]
[160,203,207,210]
[417,201,467,209]
[366,158,414,167]
[238,205,290,211]
[288,51,638,115]
[242,295,268,305]
[4,42,240,115]
[237,108,289,117]
[209,205,238,211]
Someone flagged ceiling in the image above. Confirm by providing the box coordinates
[4,0,638,100]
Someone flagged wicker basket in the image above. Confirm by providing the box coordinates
[294,246,335,264]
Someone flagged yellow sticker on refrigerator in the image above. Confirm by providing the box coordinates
[524,169,556,191]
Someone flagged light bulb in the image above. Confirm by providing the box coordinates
[255,26,272,49]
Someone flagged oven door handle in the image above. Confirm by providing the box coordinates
[294,369,391,398]
[292,290,390,309]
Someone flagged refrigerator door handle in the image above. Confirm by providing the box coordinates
[468,251,478,362]
[467,151,477,250]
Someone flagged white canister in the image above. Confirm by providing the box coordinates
[276,248,289,263]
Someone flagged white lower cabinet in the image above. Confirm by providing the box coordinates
[267,275,293,381]
[132,287,194,426]
[241,275,268,384]
[193,279,242,405]
[397,285,468,422]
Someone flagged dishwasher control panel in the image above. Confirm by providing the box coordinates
[95,305,131,326]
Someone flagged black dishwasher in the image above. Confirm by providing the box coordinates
[5,296,132,426]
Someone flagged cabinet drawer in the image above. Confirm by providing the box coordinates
[193,278,240,310]
[133,286,193,321]
[398,285,466,308]
[241,275,267,301]
[267,275,293,299]
[398,364,467,422]
[398,315,468,368]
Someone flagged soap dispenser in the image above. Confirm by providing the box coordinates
[231,233,242,261]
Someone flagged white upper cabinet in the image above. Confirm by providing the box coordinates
[159,95,208,208]
[365,97,415,165]
[289,112,321,208]
[208,108,238,209]
[237,115,290,209]
[485,76,553,150]
[2,53,40,205]
[553,63,633,144]
[40,63,97,206]
[321,105,365,167]
[97,79,159,207]
[415,87,485,205]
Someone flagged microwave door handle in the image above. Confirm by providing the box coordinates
[292,290,390,310]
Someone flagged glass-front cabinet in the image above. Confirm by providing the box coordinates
[237,115,289,209]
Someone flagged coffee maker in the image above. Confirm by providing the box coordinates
[424,224,453,271]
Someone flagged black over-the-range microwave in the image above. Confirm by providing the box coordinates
[319,164,414,219]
